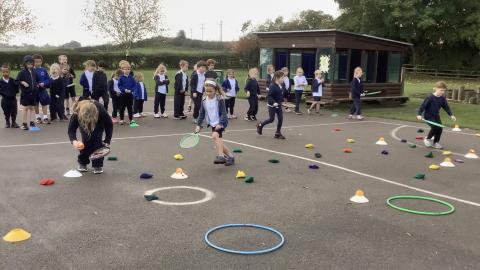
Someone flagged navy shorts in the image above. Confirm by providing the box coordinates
[36,89,51,106]
[211,127,224,138]
[20,92,36,106]
[65,86,76,98]
[313,96,321,102]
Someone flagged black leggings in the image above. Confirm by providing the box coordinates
[91,91,109,111]
[49,94,65,120]
[427,124,443,143]
[225,97,236,114]
[78,133,104,168]
[247,96,258,118]
[154,92,166,114]
[173,93,186,117]
[110,94,119,118]
[134,99,145,114]
[1,97,17,123]
[193,92,203,119]
[261,106,283,133]
[349,97,361,115]
[294,90,303,112]
[119,93,133,121]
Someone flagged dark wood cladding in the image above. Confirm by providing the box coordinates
[257,33,336,48]
[322,83,403,99]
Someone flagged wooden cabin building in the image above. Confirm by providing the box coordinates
[255,30,412,104]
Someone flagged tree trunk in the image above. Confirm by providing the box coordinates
[452,89,459,100]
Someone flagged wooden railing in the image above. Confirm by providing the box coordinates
[403,65,480,80]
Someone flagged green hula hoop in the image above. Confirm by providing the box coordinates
[386,195,455,216]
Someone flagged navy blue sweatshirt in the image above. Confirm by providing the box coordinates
[0,78,19,98]
[174,71,189,94]
[267,83,284,106]
[244,78,260,96]
[16,68,39,95]
[49,77,65,97]
[350,78,364,98]
[68,101,113,144]
[417,93,452,121]
[92,70,108,94]
[154,74,170,93]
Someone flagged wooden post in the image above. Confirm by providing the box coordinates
[464,90,473,103]
[452,88,459,100]
[474,89,480,104]
[458,86,465,101]
[445,89,452,99]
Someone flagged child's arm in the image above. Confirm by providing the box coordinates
[416,95,431,120]
[442,99,456,121]
[312,79,319,93]
[235,79,240,92]
[68,114,81,148]
[164,75,170,85]
[218,99,228,129]
[100,107,113,145]
[79,73,89,91]
[174,72,181,94]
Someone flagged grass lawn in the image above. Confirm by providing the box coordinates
[7,69,480,130]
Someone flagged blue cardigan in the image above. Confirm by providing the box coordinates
[197,95,228,128]
[133,81,148,101]
[118,74,136,94]
[350,78,364,98]
[221,78,239,94]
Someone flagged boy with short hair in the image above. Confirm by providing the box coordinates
[173,60,189,120]
[91,60,109,111]
[33,54,51,124]
[205,59,218,81]
[0,64,19,128]
[16,55,40,130]
[416,81,456,149]
[79,60,96,97]
[190,60,207,123]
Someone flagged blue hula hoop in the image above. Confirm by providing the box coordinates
[204,224,285,255]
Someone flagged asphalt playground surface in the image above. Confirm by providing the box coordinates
[1,98,479,270]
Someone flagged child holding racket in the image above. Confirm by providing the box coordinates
[416,81,456,149]
[69,99,113,174]
[308,70,324,114]
[349,67,365,120]
[195,80,234,166]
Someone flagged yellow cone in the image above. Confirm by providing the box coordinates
[442,150,452,156]
[236,170,246,178]
[350,190,369,203]
[305,144,314,149]
[347,138,355,143]
[170,168,188,179]
[3,228,31,243]
[440,157,455,167]
[465,149,479,159]
[429,164,440,170]
[452,124,461,132]
[375,137,388,145]
[174,154,184,160]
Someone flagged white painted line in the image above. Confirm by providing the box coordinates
[144,186,215,206]
[390,125,466,157]
[199,134,480,208]
[369,120,478,136]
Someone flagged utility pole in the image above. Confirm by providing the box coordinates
[219,20,223,42]
[201,24,204,41]
[190,28,193,39]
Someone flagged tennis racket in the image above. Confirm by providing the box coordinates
[179,133,200,149]
[422,119,446,128]
[364,91,382,96]
[89,146,111,160]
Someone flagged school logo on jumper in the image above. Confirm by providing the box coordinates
[319,55,330,73]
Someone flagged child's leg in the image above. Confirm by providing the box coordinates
[309,101,316,111]
[1,98,8,123]
[154,92,160,114]
[354,98,361,115]
[133,99,139,114]
[173,94,179,117]
[212,132,224,156]
[294,90,302,112]
[179,94,185,116]
[49,100,56,120]
[11,99,17,124]
[276,108,283,133]
[126,94,133,121]
[102,91,109,111]
[193,93,202,119]
[119,95,126,120]
[260,106,276,127]
[316,100,320,112]
[252,97,258,117]
[246,97,253,118]
[160,93,166,114]
[139,100,144,114]
[112,96,118,118]
[230,97,236,115]
[22,106,28,124]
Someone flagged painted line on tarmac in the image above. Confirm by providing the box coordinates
[144,186,215,206]
[200,134,480,208]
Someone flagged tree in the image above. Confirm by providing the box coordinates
[334,0,480,68]
[176,30,186,39]
[62,40,82,49]
[83,0,164,57]
[0,0,37,42]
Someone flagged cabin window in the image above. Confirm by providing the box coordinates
[334,49,349,82]
[289,52,302,79]
[349,49,362,82]
[376,51,388,83]
[363,51,376,83]
[259,48,273,78]
[387,52,401,83]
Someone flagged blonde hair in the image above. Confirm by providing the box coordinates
[433,81,447,90]
[119,60,130,69]
[154,63,167,76]
[267,65,274,73]
[74,100,98,135]
[134,72,144,81]
[296,67,304,74]
[248,68,258,78]
[354,67,362,77]
[49,63,61,75]
[314,69,322,77]
[84,60,96,68]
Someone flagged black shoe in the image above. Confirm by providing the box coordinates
[93,167,104,174]
[20,123,28,130]
[172,116,181,120]
[5,121,10,128]
[214,155,226,164]
[180,115,187,119]
[11,122,19,128]
[29,122,36,128]
[77,164,88,172]
[274,133,286,139]
[252,116,257,121]
[224,156,235,166]
[256,123,263,135]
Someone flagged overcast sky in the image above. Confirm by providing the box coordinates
[10,0,340,46]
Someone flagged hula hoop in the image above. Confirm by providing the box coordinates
[204,224,285,255]
[386,195,455,216]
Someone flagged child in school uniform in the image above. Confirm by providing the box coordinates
[244,68,260,121]
[349,67,365,120]
[108,69,123,123]
[281,67,292,112]
[61,64,75,116]
[173,60,189,120]
[257,71,286,139]
[80,60,96,97]
[205,59,218,81]
[48,64,67,121]
[416,81,456,149]
[293,67,307,115]
[0,64,19,128]
[308,70,324,115]
[133,72,148,118]
[117,60,136,125]
[91,60,109,111]
[153,63,169,118]
[265,65,274,90]
[16,55,40,130]
[69,99,113,174]
[187,64,197,113]
[190,60,207,123]
[59,55,76,116]
[195,80,234,166]
[221,69,239,119]
[33,54,51,124]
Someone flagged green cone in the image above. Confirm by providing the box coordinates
[424,152,434,158]
[314,153,322,158]
[417,129,424,133]
[232,148,243,153]
[144,194,159,201]
[245,176,254,183]
[268,159,279,163]
[409,143,417,148]
[130,121,139,127]
[414,173,425,180]
[107,156,118,161]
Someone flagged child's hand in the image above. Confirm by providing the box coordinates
[21,81,29,87]
[55,95,60,98]
[195,126,201,134]
[416,115,423,121]
[360,93,366,97]
[72,140,84,150]
[39,83,44,87]
[214,125,222,131]
[273,102,279,107]
[193,92,197,98]
[451,115,457,121]
[246,91,250,97]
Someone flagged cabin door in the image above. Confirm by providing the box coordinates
[275,51,288,71]
[302,52,316,79]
